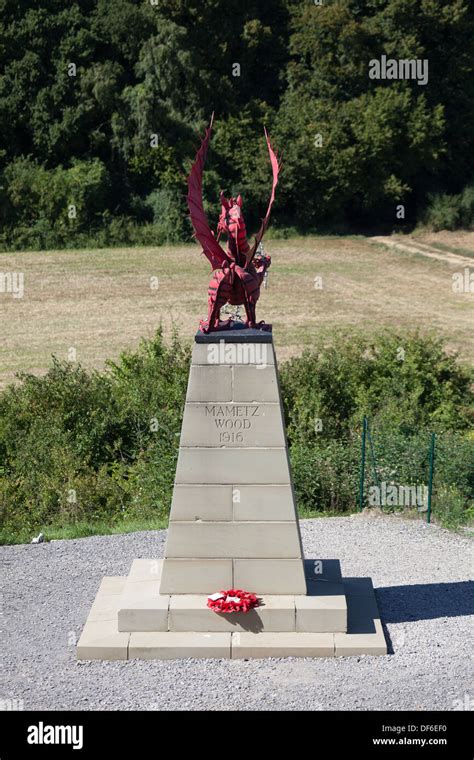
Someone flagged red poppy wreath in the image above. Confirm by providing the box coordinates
[207,589,259,614]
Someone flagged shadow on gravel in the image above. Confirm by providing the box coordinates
[376,581,474,623]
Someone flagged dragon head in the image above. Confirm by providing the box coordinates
[217,193,246,237]
[253,252,271,278]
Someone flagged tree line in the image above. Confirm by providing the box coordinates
[0,0,473,250]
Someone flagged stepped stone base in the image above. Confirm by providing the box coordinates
[76,332,387,660]
[77,559,387,660]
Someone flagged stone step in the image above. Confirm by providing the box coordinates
[118,588,169,632]
[127,558,163,582]
[132,631,336,659]
[77,571,386,660]
[117,591,348,634]
[335,619,387,656]
[117,560,166,632]
[168,594,296,632]
[129,631,231,660]
[232,631,335,658]
[128,628,386,659]
[170,592,346,633]
[117,570,346,633]
[77,577,129,660]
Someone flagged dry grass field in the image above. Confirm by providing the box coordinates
[0,234,472,388]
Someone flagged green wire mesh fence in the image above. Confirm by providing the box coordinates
[358,417,437,524]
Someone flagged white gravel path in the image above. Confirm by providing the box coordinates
[1,515,473,711]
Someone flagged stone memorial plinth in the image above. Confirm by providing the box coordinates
[77,329,387,660]
[160,329,306,597]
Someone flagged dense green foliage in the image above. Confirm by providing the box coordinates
[0,330,472,542]
[280,333,473,524]
[422,185,474,231]
[0,330,190,540]
[0,0,473,249]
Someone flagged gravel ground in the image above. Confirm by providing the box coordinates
[2,514,473,711]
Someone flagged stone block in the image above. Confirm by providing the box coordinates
[295,594,347,633]
[191,342,274,366]
[231,631,334,658]
[118,591,170,632]
[159,559,233,594]
[174,448,291,485]
[335,618,387,656]
[97,576,127,595]
[232,365,279,402]
[165,521,302,559]
[88,594,123,623]
[77,619,129,660]
[170,485,233,521]
[121,579,161,599]
[186,365,232,402]
[129,631,231,659]
[127,559,162,582]
[180,402,285,448]
[169,594,295,633]
[233,559,306,594]
[233,485,297,521]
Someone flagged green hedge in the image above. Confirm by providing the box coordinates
[0,330,472,543]
[281,332,473,525]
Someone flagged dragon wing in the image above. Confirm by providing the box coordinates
[247,127,280,265]
[187,114,230,271]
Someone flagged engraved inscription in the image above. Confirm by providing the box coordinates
[205,405,260,444]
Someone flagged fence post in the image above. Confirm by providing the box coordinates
[359,416,367,511]
[366,419,381,492]
[427,432,436,524]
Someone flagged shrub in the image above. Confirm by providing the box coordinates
[423,185,474,231]
[280,331,473,444]
[3,156,111,232]
[144,188,187,243]
[0,329,190,539]
[0,329,471,542]
[281,332,472,522]
[459,185,474,228]
[291,439,360,514]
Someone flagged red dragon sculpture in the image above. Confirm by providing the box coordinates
[187,115,280,333]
